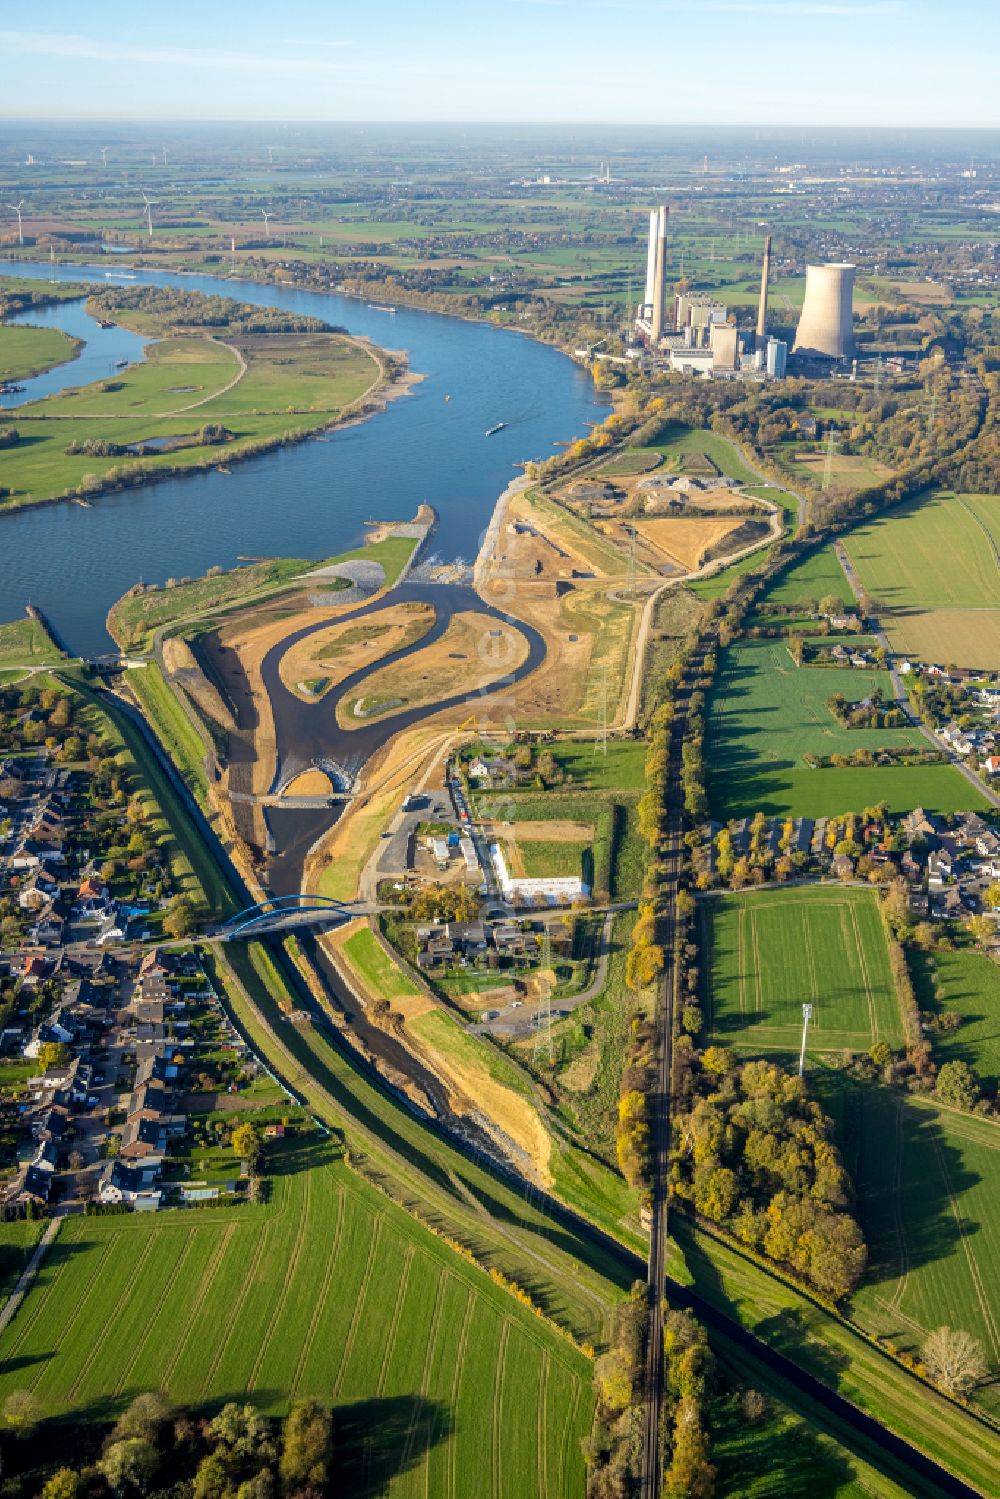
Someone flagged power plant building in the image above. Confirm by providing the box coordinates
[766,337,787,378]
[793,263,855,360]
[710,323,739,372]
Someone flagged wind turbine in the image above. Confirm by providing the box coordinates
[261,208,272,238]
[141,191,154,239]
[101,146,108,168]
[10,200,24,246]
[162,147,168,168]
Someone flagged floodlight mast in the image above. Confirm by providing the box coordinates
[799,1003,814,1078]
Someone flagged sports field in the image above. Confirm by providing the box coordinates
[705,638,980,819]
[0,1142,592,1496]
[843,491,1000,668]
[703,886,903,1052]
[818,1072,1000,1406]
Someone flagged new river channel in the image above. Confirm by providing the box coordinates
[0,260,606,656]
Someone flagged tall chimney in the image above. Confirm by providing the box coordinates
[756,233,772,346]
[651,205,668,343]
[643,209,658,311]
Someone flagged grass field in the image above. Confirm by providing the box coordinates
[0,322,78,381]
[342,926,422,999]
[545,739,647,791]
[703,886,904,1053]
[843,492,1000,669]
[816,1069,1000,1407]
[669,1215,1000,1494]
[0,329,380,512]
[126,662,211,809]
[705,637,981,820]
[0,615,65,668]
[0,1220,44,1298]
[0,1140,592,1496]
[638,423,762,487]
[910,943,1000,1092]
[790,452,894,490]
[762,545,854,609]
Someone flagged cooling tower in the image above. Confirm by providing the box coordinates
[793,262,855,359]
[643,209,658,309]
[756,234,772,345]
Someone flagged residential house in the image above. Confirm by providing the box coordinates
[98,1158,162,1209]
[927,851,953,888]
[448,921,488,957]
[17,868,60,911]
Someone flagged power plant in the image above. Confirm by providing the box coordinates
[793,262,856,360]
[632,219,781,380]
[620,216,854,381]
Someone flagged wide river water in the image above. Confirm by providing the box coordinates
[0,260,606,656]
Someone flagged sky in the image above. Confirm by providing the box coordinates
[2,0,999,128]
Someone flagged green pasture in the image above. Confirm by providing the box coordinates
[690,547,774,600]
[703,885,903,1052]
[638,423,761,486]
[0,330,378,511]
[0,323,78,382]
[108,557,314,653]
[816,1069,1000,1411]
[0,615,65,669]
[910,943,1000,1092]
[126,663,211,810]
[544,738,647,792]
[763,545,854,608]
[519,839,587,880]
[844,492,1000,612]
[705,637,980,820]
[0,1141,592,1496]
[0,1220,45,1299]
[342,926,421,998]
[669,1215,1000,1494]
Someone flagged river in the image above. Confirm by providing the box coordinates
[0,260,606,656]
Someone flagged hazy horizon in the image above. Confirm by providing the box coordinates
[3,1,999,129]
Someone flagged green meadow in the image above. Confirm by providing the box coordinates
[703,885,903,1053]
[0,1137,592,1497]
[706,637,982,820]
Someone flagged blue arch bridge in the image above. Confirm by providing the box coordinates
[215,892,376,940]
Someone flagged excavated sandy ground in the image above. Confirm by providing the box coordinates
[162,636,235,729]
[337,611,530,730]
[278,600,435,701]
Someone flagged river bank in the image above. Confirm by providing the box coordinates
[0,258,606,657]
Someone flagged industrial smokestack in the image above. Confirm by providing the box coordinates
[756,234,772,346]
[643,209,657,311]
[651,205,668,343]
[793,262,856,359]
